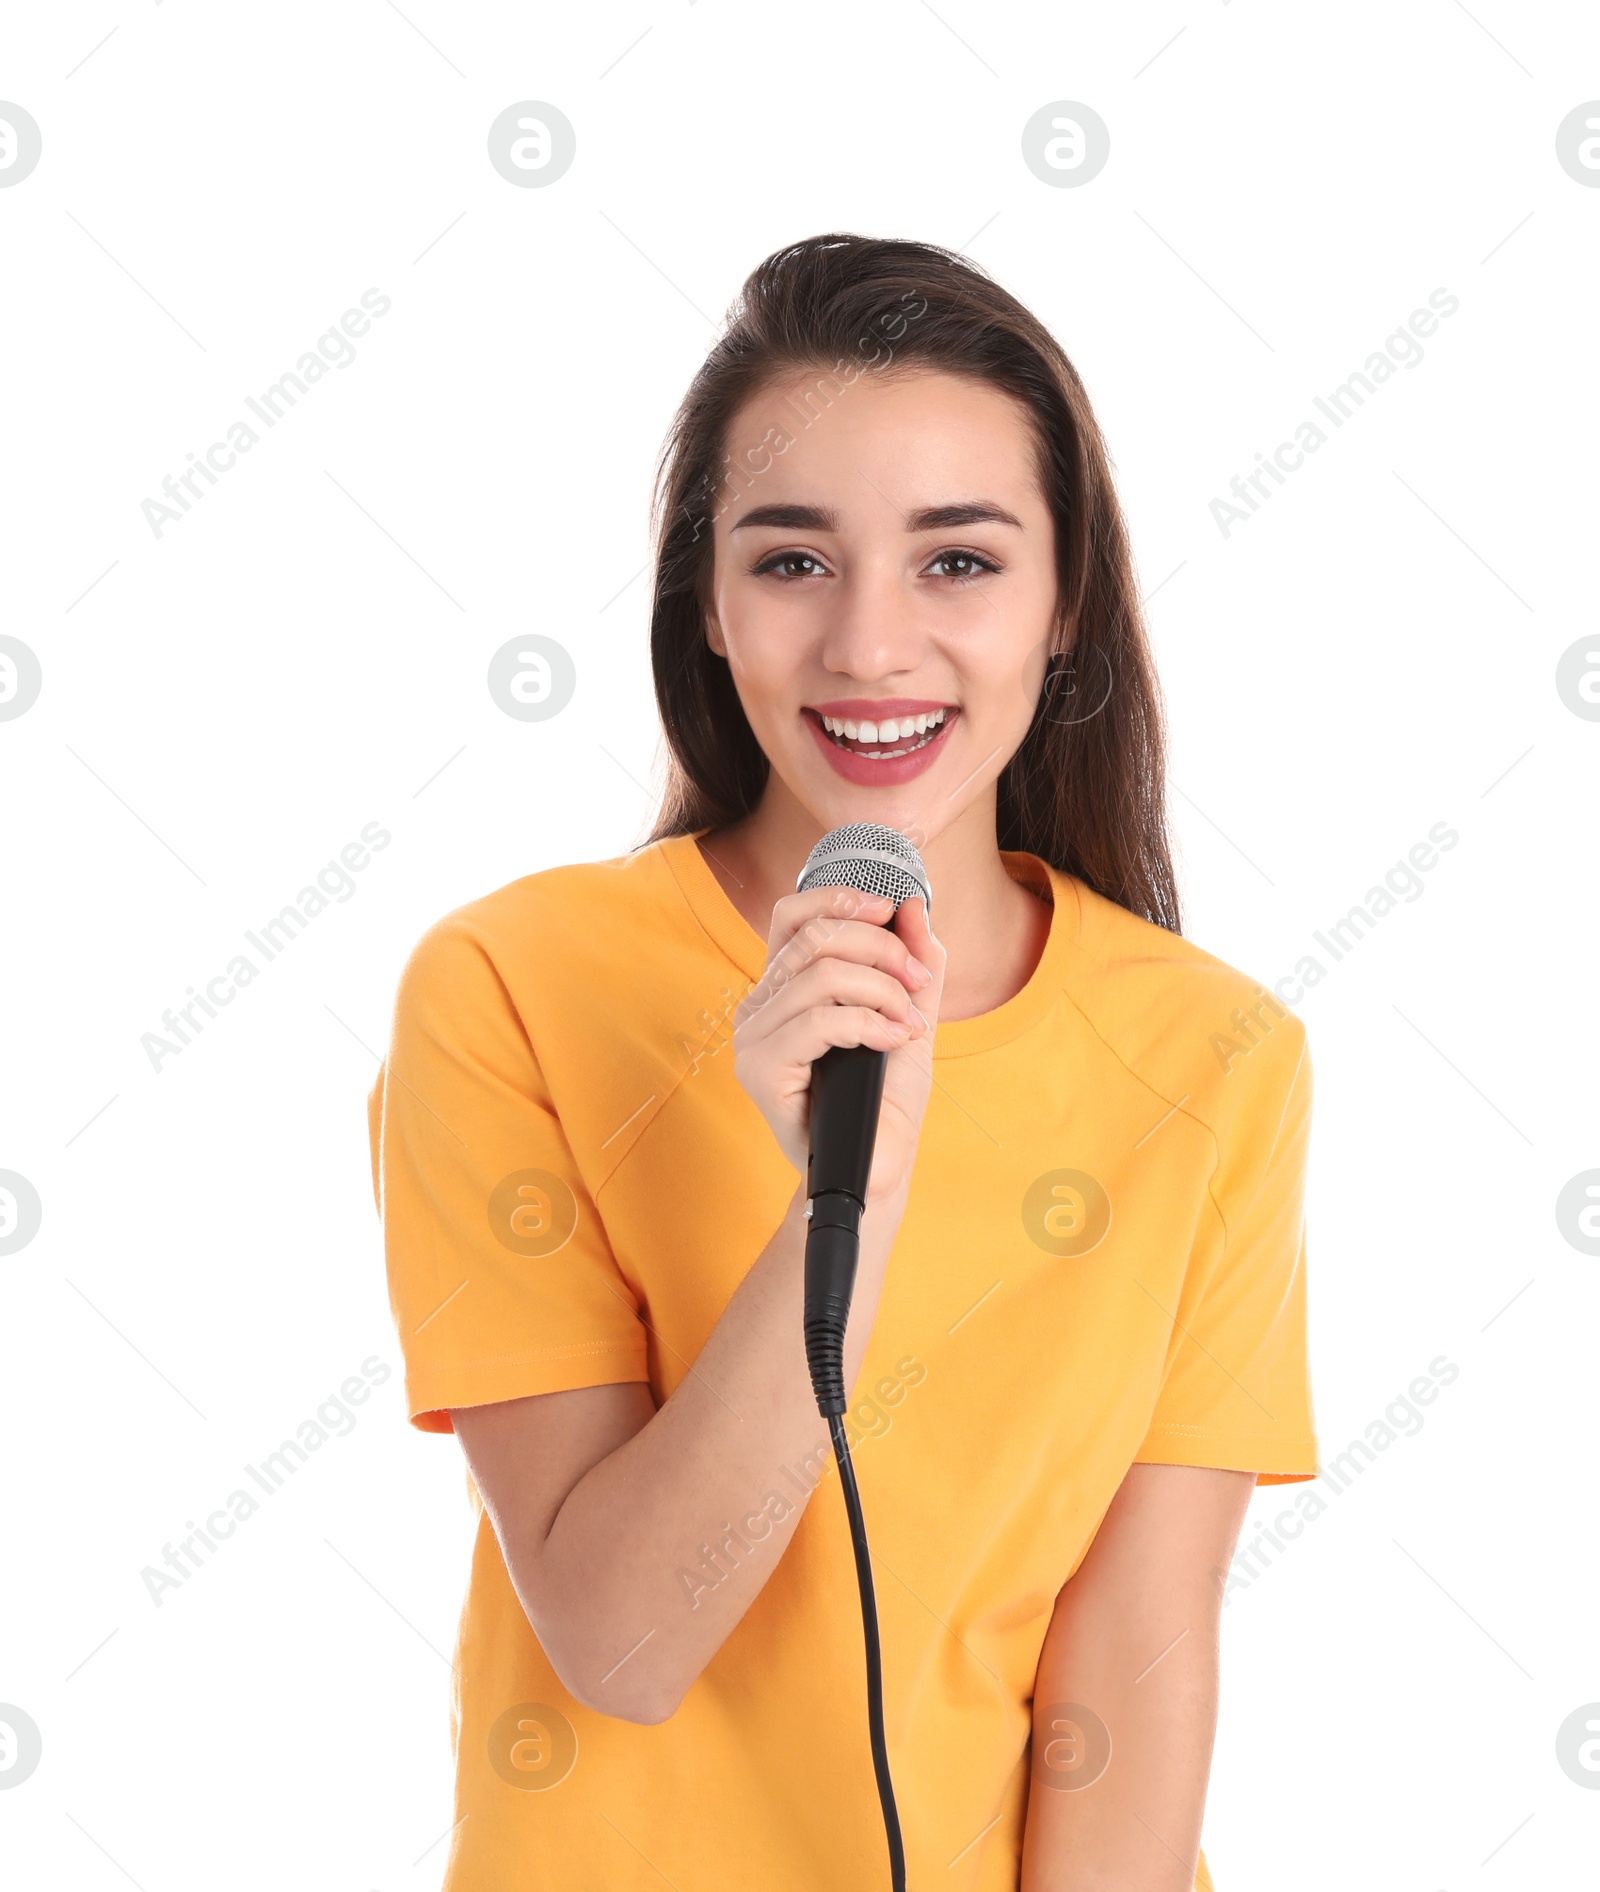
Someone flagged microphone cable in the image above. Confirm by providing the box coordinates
[805,1102,907,1892]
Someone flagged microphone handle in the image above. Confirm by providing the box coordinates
[803,1043,888,1417]
[808,1041,888,1205]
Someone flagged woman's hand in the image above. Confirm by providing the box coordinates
[733,885,947,1205]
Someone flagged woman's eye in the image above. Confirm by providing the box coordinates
[752,551,826,580]
[751,547,1000,583]
[927,549,1001,583]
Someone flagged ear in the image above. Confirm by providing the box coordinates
[705,612,728,660]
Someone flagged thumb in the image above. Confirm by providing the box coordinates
[895,896,946,1021]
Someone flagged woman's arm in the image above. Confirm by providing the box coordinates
[1020,1462,1255,1892]
[452,884,946,1728]
[451,1173,906,1726]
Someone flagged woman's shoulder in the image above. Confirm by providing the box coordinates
[392,837,695,1017]
[1062,873,1310,1124]
[436,839,675,932]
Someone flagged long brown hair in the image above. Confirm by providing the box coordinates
[644,232,1181,934]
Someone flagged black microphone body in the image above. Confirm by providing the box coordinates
[795,824,932,1417]
[802,1044,887,1415]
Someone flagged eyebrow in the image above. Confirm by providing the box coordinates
[729,500,1024,533]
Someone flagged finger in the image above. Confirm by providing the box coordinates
[753,905,929,1006]
[765,883,894,961]
[891,894,939,956]
[736,957,924,1049]
[755,1002,913,1072]
[891,898,946,1013]
[771,881,896,942]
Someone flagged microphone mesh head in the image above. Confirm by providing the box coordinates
[796,823,931,918]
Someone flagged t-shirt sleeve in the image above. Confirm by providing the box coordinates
[1133,1021,1319,1486]
[366,912,650,1433]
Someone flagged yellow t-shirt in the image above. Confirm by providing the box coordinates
[367,832,1318,1891]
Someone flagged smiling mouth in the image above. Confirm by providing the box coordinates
[810,707,954,760]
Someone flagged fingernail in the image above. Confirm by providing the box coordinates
[906,956,931,986]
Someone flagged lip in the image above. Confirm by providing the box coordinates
[810,697,955,719]
[802,704,959,786]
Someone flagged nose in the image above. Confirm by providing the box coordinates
[817,555,928,683]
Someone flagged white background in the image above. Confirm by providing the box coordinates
[2,3,1597,1887]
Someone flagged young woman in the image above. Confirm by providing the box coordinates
[368,233,1319,1891]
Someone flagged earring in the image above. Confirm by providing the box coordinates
[1041,649,1078,717]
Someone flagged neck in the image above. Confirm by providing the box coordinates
[694,776,1040,984]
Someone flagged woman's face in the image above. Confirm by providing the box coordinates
[704,366,1061,849]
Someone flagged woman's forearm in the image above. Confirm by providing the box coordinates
[1020,1463,1251,1891]
[1019,1609,1218,1890]
[519,1176,908,1722]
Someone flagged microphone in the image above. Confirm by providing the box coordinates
[794,821,931,1418]
[793,820,929,1892]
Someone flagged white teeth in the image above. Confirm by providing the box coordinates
[817,708,950,749]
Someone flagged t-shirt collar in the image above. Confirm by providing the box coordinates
[658,829,1080,1060]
